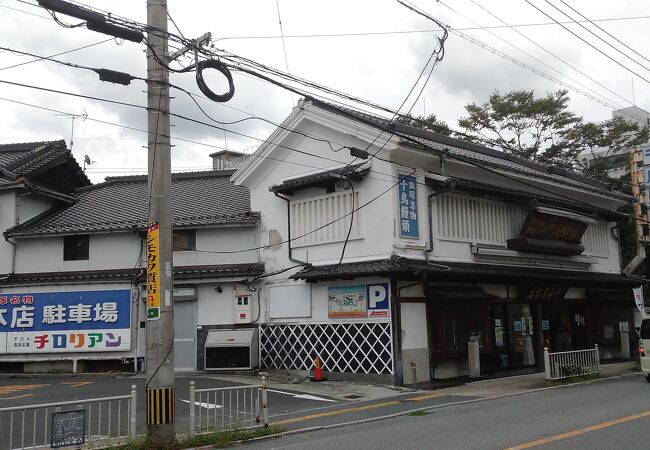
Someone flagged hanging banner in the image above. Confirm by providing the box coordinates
[633,287,645,315]
[398,174,419,239]
[147,221,161,320]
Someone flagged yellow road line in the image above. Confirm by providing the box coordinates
[505,410,650,449]
[62,381,93,388]
[0,393,33,400]
[273,400,402,425]
[273,391,445,425]
[0,384,48,394]
[408,393,443,401]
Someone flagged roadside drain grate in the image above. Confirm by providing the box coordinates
[344,394,363,399]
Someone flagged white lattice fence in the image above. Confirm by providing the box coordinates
[260,322,393,374]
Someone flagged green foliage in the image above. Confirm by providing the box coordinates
[397,113,451,136]
[458,89,581,164]
[457,89,650,184]
[108,426,284,450]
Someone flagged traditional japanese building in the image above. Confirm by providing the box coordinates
[232,98,645,385]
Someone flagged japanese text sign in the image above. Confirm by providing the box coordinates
[0,289,131,354]
[398,174,419,239]
[147,221,160,320]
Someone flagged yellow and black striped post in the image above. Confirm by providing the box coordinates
[147,387,175,426]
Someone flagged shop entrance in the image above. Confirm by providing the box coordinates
[492,303,537,370]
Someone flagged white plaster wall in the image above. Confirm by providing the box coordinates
[401,303,428,350]
[196,283,260,326]
[401,302,430,384]
[19,193,57,223]
[173,226,258,267]
[0,191,17,274]
[243,120,395,273]
[15,232,141,273]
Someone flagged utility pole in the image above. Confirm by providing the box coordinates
[146,0,175,440]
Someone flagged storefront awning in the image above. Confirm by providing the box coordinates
[292,254,645,289]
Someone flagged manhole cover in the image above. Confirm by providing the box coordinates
[344,394,363,399]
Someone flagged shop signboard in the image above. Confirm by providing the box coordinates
[0,289,131,354]
[146,221,161,320]
[398,174,419,239]
[328,285,366,318]
[328,283,391,319]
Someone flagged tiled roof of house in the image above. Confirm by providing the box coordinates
[292,254,644,288]
[0,140,89,187]
[0,263,264,286]
[269,162,370,195]
[305,98,629,201]
[6,170,258,236]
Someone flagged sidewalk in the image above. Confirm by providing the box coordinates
[237,361,640,431]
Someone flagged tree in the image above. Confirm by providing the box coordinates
[457,89,649,183]
[458,89,582,166]
[569,116,650,187]
[397,113,451,136]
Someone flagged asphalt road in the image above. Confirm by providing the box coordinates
[240,374,650,450]
[0,373,346,449]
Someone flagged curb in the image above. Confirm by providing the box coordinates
[232,370,642,446]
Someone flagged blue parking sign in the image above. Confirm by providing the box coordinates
[367,284,390,318]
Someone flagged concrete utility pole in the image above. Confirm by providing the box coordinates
[146,0,175,440]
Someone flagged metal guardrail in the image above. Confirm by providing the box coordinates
[188,377,268,438]
[544,346,600,380]
[0,385,137,450]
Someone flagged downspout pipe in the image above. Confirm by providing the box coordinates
[274,192,311,267]
[425,187,450,262]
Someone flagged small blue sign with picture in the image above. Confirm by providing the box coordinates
[398,174,419,239]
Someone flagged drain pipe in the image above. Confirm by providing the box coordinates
[425,187,450,262]
[274,192,311,267]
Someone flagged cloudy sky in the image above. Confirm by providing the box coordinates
[0,0,648,182]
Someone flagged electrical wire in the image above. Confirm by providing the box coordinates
[525,0,650,84]
[334,176,355,267]
[556,0,650,67]
[440,0,629,108]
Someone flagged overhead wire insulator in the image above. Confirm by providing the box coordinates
[195,59,235,103]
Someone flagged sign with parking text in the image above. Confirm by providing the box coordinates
[367,283,390,318]
[0,289,131,354]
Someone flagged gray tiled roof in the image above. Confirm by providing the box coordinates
[269,162,369,195]
[0,263,264,286]
[292,254,644,288]
[306,98,628,201]
[0,140,89,186]
[7,170,258,236]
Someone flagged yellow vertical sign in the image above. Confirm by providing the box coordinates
[146,221,160,320]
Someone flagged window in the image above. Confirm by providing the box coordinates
[63,235,89,261]
[173,229,196,251]
[290,190,360,247]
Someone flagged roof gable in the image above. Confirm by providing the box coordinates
[0,140,90,192]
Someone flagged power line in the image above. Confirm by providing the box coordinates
[556,0,650,67]
[0,39,113,71]
[207,15,650,41]
[461,0,632,107]
[525,0,650,84]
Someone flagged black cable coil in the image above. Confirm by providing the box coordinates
[195,59,235,102]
